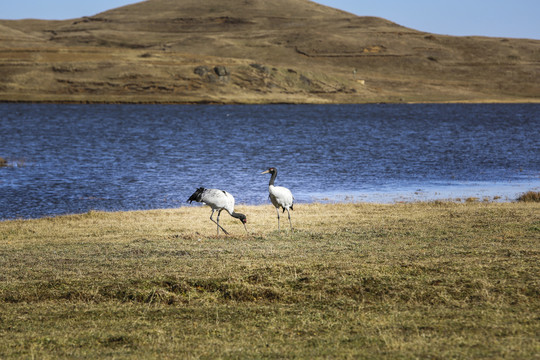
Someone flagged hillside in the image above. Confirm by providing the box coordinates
[1,0,539,103]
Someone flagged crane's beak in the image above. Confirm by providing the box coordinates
[261,170,270,174]
[243,223,248,234]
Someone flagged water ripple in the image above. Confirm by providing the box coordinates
[1,103,539,219]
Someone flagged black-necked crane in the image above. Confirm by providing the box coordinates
[261,167,294,231]
[187,187,247,236]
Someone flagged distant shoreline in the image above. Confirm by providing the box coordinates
[1,99,540,105]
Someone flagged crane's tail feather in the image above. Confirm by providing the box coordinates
[187,187,205,203]
[282,204,293,213]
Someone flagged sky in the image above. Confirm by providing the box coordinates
[0,0,538,39]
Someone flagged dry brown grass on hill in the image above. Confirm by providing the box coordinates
[1,0,539,103]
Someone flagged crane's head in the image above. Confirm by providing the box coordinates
[232,212,247,224]
[238,214,247,224]
[236,213,248,234]
[261,167,276,175]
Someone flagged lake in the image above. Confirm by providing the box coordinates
[1,103,539,220]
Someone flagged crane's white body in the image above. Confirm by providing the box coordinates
[269,185,294,211]
[200,188,236,214]
[261,168,294,231]
[187,187,247,235]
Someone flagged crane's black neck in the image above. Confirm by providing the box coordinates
[231,212,244,219]
[268,170,277,186]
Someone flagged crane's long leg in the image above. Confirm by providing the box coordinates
[217,209,227,236]
[210,209,218,236]
[286,208,292,231]
[275,207,281,231]
[210,209,229,235]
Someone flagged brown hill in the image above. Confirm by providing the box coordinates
[1,0,539,103]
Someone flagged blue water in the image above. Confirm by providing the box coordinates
[1,103,539,220]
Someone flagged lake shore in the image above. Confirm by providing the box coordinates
[1,202,538,358]
[1,98,540,105]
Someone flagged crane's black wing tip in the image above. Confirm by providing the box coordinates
[187,187,206,203]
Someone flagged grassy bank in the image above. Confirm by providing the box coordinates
[0,202,538,359]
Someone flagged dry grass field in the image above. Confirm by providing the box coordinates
[0,202,538,358]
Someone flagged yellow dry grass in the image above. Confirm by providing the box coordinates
[0,202,538,358]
